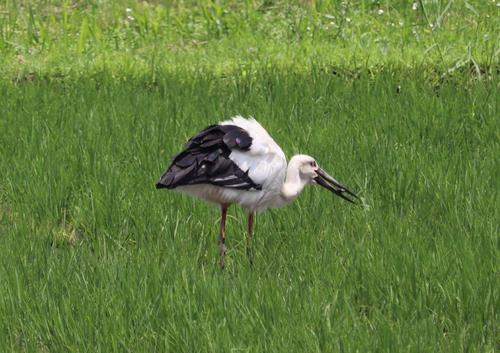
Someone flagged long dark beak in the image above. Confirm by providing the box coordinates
[314,168,360,204]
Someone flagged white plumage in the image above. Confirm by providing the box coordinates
[156,116,359,268]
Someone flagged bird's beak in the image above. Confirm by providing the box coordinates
[314,168,360,204]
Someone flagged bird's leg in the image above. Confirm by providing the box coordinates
[219,205,228,270]
[247,212,254,265]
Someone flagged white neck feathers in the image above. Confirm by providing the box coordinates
[279,157,308,205]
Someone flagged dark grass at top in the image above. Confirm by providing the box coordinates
[0,68,498,352]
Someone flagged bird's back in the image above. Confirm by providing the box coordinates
[157,116,287,211]
[156,123,261,190]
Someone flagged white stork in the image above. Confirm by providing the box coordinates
[156,116,359,268]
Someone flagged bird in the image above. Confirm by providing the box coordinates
[156,116,360,269]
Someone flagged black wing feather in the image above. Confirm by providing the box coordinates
[156,125,261,190]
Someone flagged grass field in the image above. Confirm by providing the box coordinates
[1,1,499,76]
[0,1,499,352]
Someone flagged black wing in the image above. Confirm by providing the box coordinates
[156,125,262,190]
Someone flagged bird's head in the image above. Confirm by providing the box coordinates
[295,154,320,181]
[291,154,360,204]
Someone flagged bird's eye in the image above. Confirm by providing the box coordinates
[310,161,316,167]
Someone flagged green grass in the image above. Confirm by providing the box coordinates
[0,69,498,352]
[0,0,498,78]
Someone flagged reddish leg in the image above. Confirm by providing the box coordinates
[219,205,228,269]
[247,212,254,265]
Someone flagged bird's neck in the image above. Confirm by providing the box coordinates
[280,160,307,205]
